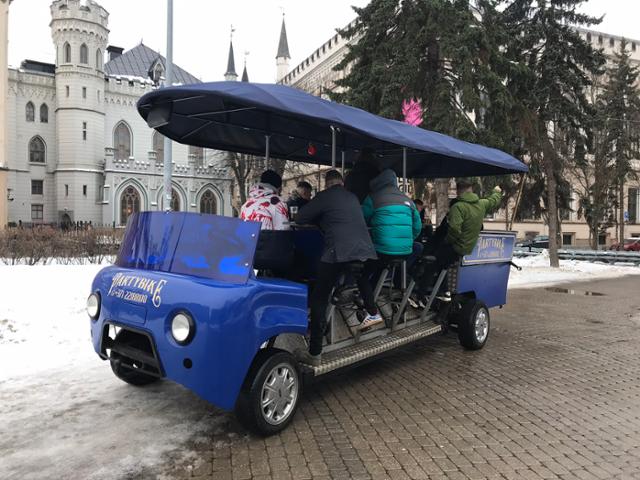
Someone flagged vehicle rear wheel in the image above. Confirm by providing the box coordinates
[235,349,301,436]
[457,300,490,350]
[110,330,159,386]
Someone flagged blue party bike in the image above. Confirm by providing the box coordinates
[87,82,527,435]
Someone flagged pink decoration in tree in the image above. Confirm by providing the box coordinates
[402,98,423,126]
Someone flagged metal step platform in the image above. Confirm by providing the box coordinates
[303,320,443,376]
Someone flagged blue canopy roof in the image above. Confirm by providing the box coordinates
[137,81,528,178]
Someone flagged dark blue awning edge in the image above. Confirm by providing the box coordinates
[137,81,528,179]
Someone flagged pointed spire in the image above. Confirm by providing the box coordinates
[276,14,290,59]
[225,25,238,81]
[242,51,249,82]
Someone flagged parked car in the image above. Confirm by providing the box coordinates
[609,238,640,252]
[516,235,549,250]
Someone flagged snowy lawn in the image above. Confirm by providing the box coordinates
[0,256,639,478]
[0,263,237,480]
[509,250,640,288]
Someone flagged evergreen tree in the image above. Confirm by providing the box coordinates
[333,0,508,222]
[598,38,640,243]
[502,0,604,266]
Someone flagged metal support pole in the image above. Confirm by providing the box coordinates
[402,147,408,194]
[330,126,337,168]
[265,135,270,164]
[162,0,174,211]
[401,147,408,299]
[341,150,345,174]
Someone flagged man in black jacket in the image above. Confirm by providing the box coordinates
[295,170,381,365]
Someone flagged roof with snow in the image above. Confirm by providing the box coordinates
[105,43,200,84]
[276,17,290,59]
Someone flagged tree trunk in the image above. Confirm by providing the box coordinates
[435,178,450,224]
[544,158,560,267]
[589,225,597,250]
[619,180,625,243]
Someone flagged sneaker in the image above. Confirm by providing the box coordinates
[435,291,452,303]
[294,348,321,367]
[358,313,384,330]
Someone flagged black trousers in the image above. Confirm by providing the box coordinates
[309,261,377,355]
[417,243,459,295]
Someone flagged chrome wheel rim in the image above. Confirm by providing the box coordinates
[474,308,489,343]
[261,363,298,426]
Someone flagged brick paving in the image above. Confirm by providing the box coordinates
[152,276,640,480]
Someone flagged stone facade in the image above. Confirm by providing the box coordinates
[281,22,640,245]
[5,0,232,227]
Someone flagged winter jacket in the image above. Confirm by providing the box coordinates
[345,161,379,204]
[240,183,290,230]
[446,190,502,255]
[362,169,422,256]
[296,185,377,264]
[286,192,309,211]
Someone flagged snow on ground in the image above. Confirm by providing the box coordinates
[0,262,237,480]
[0,256,638,479]
[508,250,640,288]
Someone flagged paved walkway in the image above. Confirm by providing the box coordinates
[147,276,640,480]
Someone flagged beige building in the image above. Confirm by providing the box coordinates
[279,21,640,246]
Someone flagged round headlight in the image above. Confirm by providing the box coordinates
[87,293,100,319]
[171,312,194,345]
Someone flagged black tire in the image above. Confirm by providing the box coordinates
[456,300,490,350]
[110,330,159,386]
[235,349,301,436]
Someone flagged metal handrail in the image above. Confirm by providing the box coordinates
[513,248,640,265]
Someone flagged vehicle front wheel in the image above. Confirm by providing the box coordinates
[109,330,159,386]
[457,300,490,350]
[235,349,301,436]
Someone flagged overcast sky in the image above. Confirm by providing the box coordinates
[7,0,640,84]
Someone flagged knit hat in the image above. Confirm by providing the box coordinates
[260,170,282,190]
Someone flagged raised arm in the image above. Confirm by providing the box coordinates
[479,187,503,214]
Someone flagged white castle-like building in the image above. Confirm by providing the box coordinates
[4,0,270,226]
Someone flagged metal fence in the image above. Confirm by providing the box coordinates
[513,248,640,266]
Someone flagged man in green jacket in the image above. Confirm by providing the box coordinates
[417,180,502,300]
[446,181,502,256]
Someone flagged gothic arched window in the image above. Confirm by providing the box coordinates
[96,49,102,69]
[26,102,35,122]
[114,121,132,160]
[199,190,217,214]
[63,42,71,63]
[80,44,88,64]
[171,189,180,211]
[153,131,165,163]
[40,104,49,123]
[29,136,46,163]
[189,145,204,164]
[120,186,141,225]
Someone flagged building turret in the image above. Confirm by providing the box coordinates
[50,0,109,223]
[275,15,290,83]
[241,53,249,82]
[224,39,238,81]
